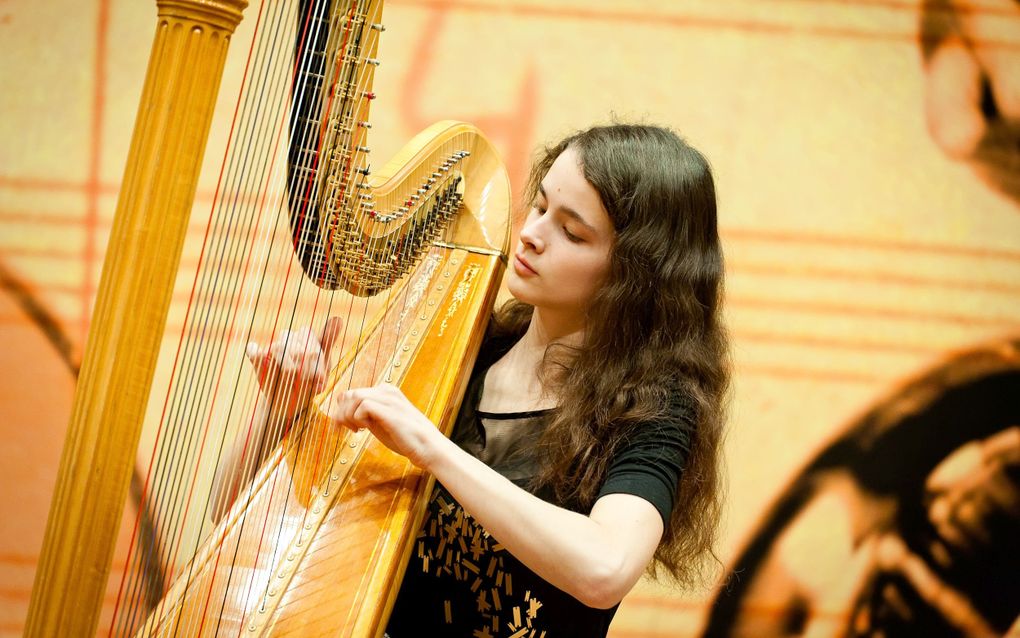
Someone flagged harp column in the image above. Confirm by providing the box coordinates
[26,0,247,635]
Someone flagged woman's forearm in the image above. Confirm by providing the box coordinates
[421,432,652,609]
[210,397,292,522]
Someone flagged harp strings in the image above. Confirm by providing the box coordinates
[201,3,389,626]
[109,0,291,632]
[110,0,466,631]
[108,0,312,632]
[108,0,408,634]
[172,0,357,627]
[212,0,421,621]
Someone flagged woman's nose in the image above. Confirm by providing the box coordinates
[519,213,545,253]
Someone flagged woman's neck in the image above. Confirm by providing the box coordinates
[520,306,586,352]
[477,307,585,413]
[504,307,585,384]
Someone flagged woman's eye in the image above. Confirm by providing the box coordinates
[563,227,582,243]
[532,204,547,215]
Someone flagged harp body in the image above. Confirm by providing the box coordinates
[141,121,509,637]
[26,0,511,636]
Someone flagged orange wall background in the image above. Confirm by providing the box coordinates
[1,1,1018,636]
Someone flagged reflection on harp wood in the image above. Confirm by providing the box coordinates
[27,0,510,636]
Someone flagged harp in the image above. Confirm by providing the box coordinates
[25,0,510,635]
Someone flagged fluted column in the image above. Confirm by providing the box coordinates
[25,1,247,635]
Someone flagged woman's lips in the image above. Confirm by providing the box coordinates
[513,253,537,276]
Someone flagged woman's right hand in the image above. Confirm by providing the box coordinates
[244,318,343,422]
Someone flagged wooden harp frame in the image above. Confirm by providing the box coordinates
[25,0,511,635]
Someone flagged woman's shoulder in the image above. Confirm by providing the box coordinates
[619,384,697,448]
[664,384,698,422]
[646,382,698,425]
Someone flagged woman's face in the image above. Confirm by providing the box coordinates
[506,147,615,323]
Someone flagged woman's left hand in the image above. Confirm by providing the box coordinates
[322,383,440,468]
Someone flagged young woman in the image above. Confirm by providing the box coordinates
[231,123,729,637]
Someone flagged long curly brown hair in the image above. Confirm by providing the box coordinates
[491,123,729,587]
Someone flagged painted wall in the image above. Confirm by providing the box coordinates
[1,0,1018,636]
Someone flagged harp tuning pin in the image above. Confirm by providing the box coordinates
[357,145,371,153]
[358,121,372,128]
[357,166,371,176]
[362,91,376,100]
[366,58,381,66]
[371,23,385,31]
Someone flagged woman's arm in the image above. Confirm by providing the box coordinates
[326,384,665,609]
[210,395,292,522]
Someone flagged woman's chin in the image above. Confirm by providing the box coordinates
[505,274,539,303]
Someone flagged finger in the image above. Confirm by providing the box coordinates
[319,394,342,423]
[320,316,344,357]
[290,363,325,401]
[322,394,362,432]
[262,350,282,380]
[278,327,328,381]
[324,388,365,425]
[352,399,378,427]
[269,335,289,370]
[349,390,391,432]
[924,34,988,157]
[246,343,280,387]
[279,328,313,366]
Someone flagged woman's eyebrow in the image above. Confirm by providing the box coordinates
[538,183,598,233]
